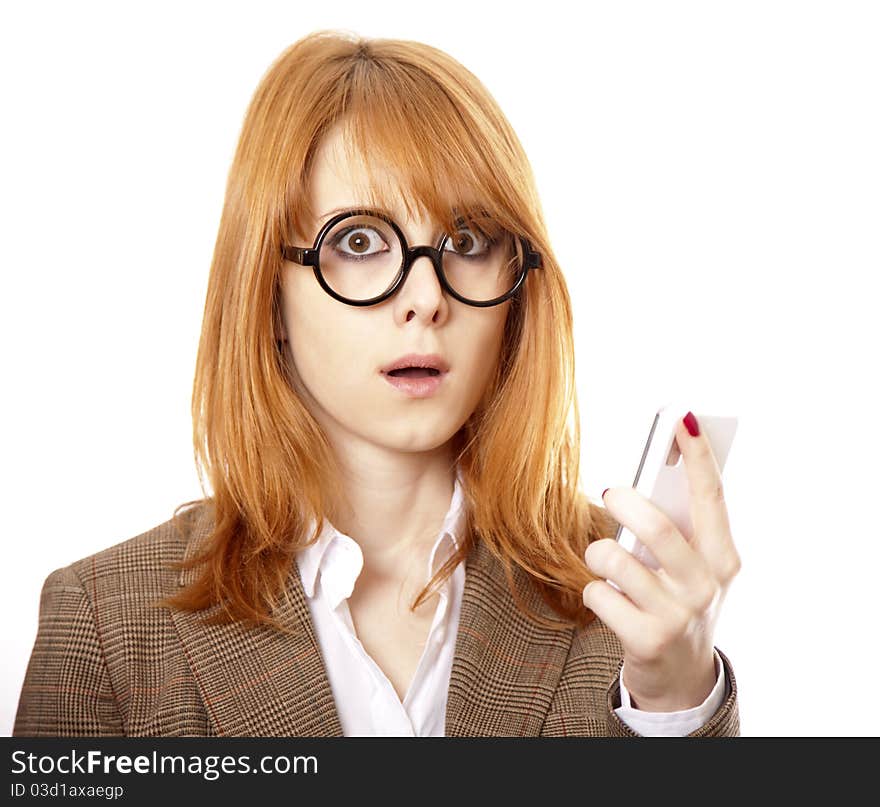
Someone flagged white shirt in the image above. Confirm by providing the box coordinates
[296,469,727,736]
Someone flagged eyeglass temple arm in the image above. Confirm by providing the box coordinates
[281,246,318,266]
[525,246,543,270]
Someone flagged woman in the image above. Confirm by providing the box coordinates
[14,30,741,737]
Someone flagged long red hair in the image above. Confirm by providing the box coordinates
[157,29,617,633]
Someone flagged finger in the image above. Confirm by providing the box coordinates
[602,487,697,585]
[584,539,671,615]
[582,579,660,658]
[676,412,738,574]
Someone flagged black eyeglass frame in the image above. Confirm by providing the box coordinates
[280,208,543,308]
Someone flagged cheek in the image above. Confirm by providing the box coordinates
[286,313,369,396]
[453,312,508,399]
[474,308,508,367]
[481,317,507,370]
[279,276,371,398]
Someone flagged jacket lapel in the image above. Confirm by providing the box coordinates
[170,503,344,737]
[445,537,575,736]
[171,503,574,737]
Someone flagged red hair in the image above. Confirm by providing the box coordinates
[157,30,617,633]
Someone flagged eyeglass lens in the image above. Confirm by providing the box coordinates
[317,213,525,303]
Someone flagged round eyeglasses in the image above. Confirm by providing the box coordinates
[280,208,543,307]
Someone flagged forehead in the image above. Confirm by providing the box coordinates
[307,123,480,228]
[310,133,401,218]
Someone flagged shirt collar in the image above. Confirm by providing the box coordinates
[296,467,467,607]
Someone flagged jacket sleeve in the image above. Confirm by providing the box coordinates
[606,645,740,737]
[541,616,741,737]
[13,566,126,736]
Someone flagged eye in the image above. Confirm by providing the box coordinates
[330,225,392,258]
[444,224,494,257]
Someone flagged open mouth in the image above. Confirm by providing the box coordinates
[386,367,442,378]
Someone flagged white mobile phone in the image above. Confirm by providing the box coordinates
[607,400,738,593]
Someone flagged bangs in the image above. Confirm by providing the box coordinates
[304,62,512,240]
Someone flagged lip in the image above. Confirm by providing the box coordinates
[379,353,450,374]
[382,369,448,398]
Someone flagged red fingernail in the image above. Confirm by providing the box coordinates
[601,488,609,499]
[683,411,700,437]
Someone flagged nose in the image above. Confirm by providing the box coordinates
[399,244,444,294]
[408,244,440,264]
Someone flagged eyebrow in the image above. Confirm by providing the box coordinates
[319,205,374,220]
[317,205,479,226]
[318,204,424,222]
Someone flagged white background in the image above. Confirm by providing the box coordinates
[2,1,877,736]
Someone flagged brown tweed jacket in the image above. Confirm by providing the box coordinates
[13,502,740,737]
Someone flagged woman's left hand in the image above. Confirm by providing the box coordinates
[582,411,742,711]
